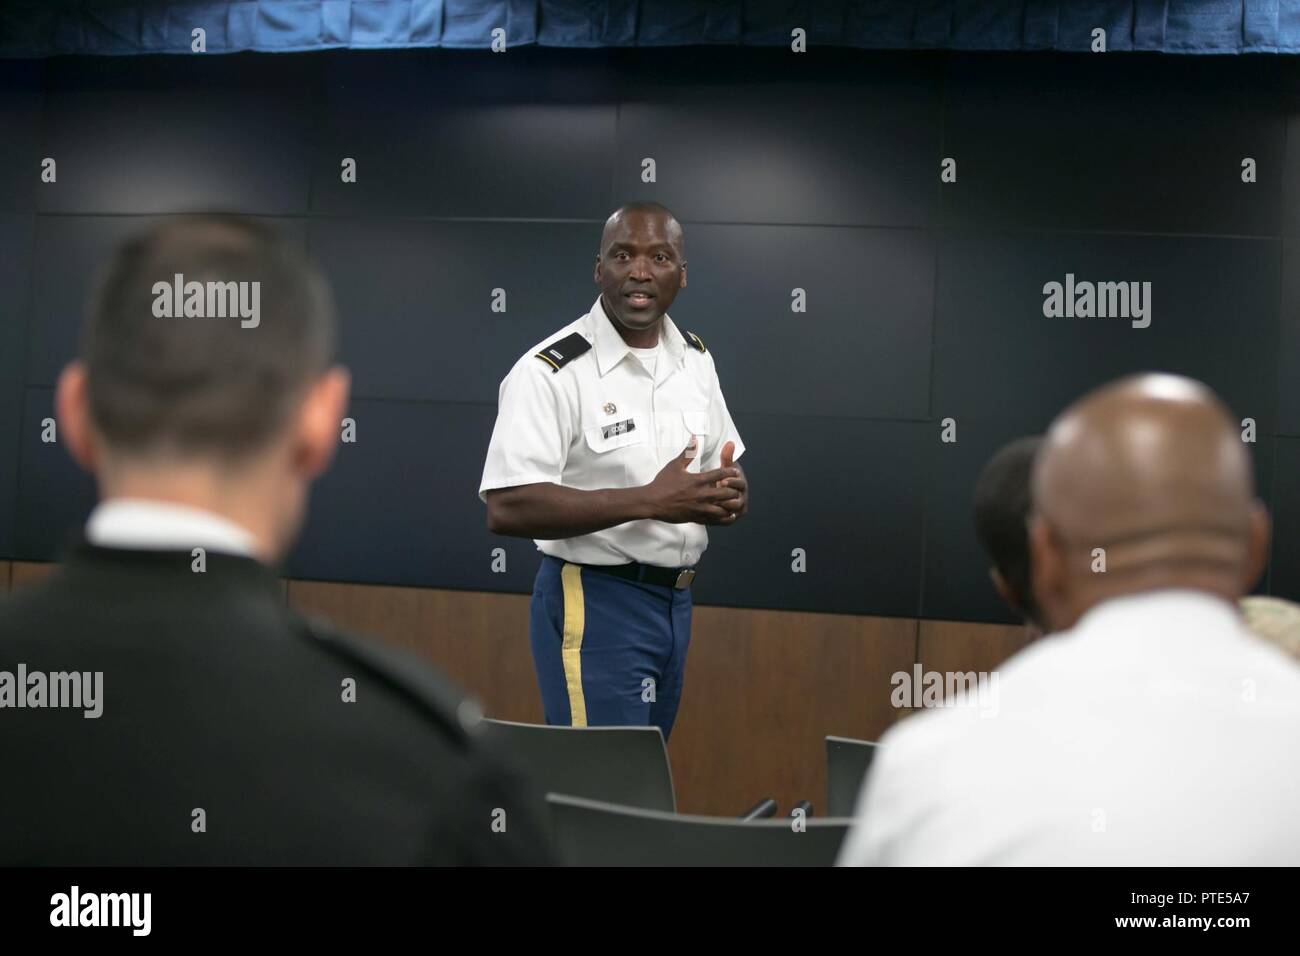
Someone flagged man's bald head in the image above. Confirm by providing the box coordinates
[600,202,684,258]
[1029,374,1269,630]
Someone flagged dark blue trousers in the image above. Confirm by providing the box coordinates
[529,555,693,739]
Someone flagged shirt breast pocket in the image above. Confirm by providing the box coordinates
[678,410,711,470]
[681,410,711,438]
[582,419,645,486]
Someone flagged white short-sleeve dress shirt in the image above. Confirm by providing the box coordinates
[479,297,745,569]
[838,588,1300,866]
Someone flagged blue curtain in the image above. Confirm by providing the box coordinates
[3,1,1299,57]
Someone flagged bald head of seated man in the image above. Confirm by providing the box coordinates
[840,373,1300,867]
[1028,373,1270,630]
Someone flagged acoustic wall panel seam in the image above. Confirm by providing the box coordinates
[915,452,930,621]
[1268,433,1278,595]
[8,213,40,561]
[305,53,325,228]
[938,224,1284,243]
[1283,86,1290,234]
[925,226,941,424]
[337,396,953,426]
[22,212,610,225]
[608,97,620,216]
[11,387,33,563]
[78,214,936,231]
[1275,233,1292,439]
[926,38,948,421]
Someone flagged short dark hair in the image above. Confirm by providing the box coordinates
[972,436,1044,627]
[82,216,337,461]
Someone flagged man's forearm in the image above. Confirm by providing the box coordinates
[486,483,653,540]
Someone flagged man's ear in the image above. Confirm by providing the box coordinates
[293,366,351,481]
[55,361,98,473]
[1243,500,1271,594]
[593,254,603,285]
[988,566,1021,614]
[679,260,687,288]
[1028,514,1062,620]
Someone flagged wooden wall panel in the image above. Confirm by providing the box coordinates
[281,586,1037,816]
[916,618,1035,703]
[287,583,922,815]
[10,561,55,590]
[0,561,9,593]
[669,607,916,816]
[286,580,542,724]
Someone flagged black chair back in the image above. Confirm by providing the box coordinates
[825,735,880,817]
[547,794,851,866]
[484,719,676,813]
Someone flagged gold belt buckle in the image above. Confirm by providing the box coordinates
[674,569,696,589]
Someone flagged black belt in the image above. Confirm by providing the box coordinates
[577,560,697,590]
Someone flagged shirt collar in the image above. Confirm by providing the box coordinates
[586,296,686,378]
[86,498,259,558]
[1069,587,1244,644]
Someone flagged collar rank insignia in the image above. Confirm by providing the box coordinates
[535,332,593,372]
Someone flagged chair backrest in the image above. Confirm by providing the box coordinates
[825,735,880,817]
[484,719,676,813]
[547,794,852,866]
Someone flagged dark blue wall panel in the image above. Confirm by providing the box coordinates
[313,50,618,219]
[0,60,40,212]
[283,399,544,592]
[15,386,97,559]
[37,56,312,215]
[25,215,165,387]
[311,217,599,404]
[689,415,929,617]
[0,47,1295,619]
[944,54,1284,236]
[614,50,941,227]
[932,232,1281,432]
[0,215,34,557]
[678,223,933,420]
[1279,238,1300,436]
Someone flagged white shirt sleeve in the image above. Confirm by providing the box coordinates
[699,351,745,472]
[836,711,975,866]
[479,358,574,502]
[836,742,908,866]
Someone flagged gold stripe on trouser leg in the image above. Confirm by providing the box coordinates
[560,563,588,727]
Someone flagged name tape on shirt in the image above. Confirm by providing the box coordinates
[602,419,636,439]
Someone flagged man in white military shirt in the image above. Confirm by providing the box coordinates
[479,202,748,737]
[839,373,1300,866]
